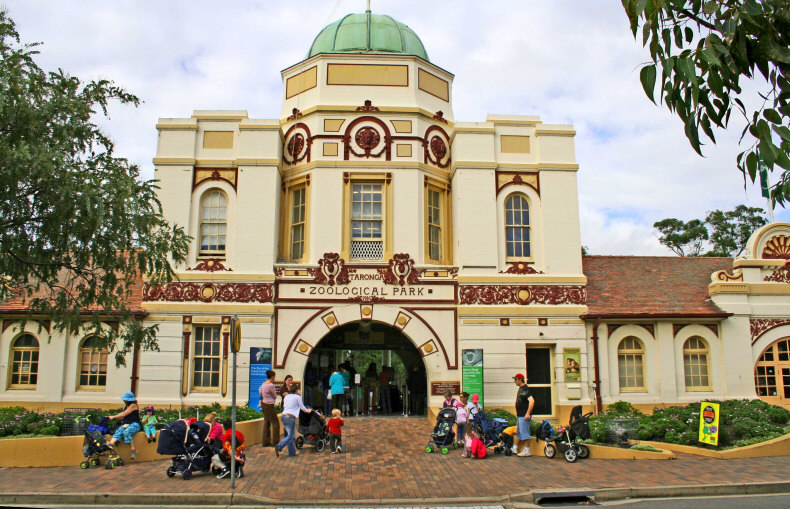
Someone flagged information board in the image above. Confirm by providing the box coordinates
[461,348,484,406]
[248,347,271,410]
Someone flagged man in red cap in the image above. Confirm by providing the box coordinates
[512,373,534,457]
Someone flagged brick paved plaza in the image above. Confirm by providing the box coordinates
[1,417,789,504]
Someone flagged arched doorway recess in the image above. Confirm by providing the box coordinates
[302,321,427,416]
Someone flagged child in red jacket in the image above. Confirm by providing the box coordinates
[326,408,345,453]
[468,427,487,459]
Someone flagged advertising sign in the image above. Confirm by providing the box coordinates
[461,348,484,406]
[563,348,581,381]
[248,348,271,410]
[698,401,721,446]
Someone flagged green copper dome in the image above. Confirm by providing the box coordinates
[307,12,429,61]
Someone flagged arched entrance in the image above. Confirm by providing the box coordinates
[301,321,427,416]
[755,336,790,407]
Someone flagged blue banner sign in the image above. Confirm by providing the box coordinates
[249,347,272,410]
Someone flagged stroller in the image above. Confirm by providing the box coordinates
[295,410,329,452]
[158,419,214,479]
[425,406,456,454]
[80,420,121,470]
[541,405,592,463]
[472,411,512,455]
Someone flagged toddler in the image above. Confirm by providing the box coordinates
[214,429,246,479]
[468,427,487,459]
[462,423,474,457]
[326,408,345,453]
[142,406,158,443]
[454,400,467,447]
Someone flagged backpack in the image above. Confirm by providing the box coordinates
[537,420,554,441]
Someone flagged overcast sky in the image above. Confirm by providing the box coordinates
[4,0,787,255]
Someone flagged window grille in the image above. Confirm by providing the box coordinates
[350,240,383,260]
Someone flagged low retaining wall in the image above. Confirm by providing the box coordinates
[0,418,264,468]
[637,432,790,459]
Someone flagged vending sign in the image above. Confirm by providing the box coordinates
[248,348,272,410]
[698,401,720,446]
[461,349,484,406]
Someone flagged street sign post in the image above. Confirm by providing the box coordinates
[230,315,240,489]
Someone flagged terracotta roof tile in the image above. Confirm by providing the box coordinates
[0,277,145,315]
[582,255,732,318]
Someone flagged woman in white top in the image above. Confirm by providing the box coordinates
[275,385,312,457]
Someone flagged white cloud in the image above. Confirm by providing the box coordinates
[4,0,786,254]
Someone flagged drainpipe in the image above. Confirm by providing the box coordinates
[590,317,603,414]
[130,343,140,394]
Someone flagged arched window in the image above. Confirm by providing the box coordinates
[683,336,711,390]
[199,190,227,256]
[78,336,108,390]
[755,337,790,405]
[505,194,530,259]
[9,334,39,388]
[617,336,645,391]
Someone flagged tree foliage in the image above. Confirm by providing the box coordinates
[623,1,790,202]
[654,204,767,256]
[0,11,190,365]
[654,217,709,256]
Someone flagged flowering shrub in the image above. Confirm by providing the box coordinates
[0,403,261,439]
[589,399,790,449]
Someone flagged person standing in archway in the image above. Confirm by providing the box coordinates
[259,370,279,447]
[407,365,426,415]
[329,366,345,413]
[512,373,534,457]
[379,365,392,414]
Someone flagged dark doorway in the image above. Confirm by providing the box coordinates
[526,347,554,415]
[303,321,427,416]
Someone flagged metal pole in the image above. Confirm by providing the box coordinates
[230,315,238,489]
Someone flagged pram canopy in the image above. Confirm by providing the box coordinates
[157,419,209,455]
[298,411,326,436]
[436,406,456,422]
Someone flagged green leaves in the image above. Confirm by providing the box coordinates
[640,64,658,103]
[624,0,790,203]
[0,10,190,365]
[654,205,768,257]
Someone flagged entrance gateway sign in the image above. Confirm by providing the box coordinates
[276,252,456,303]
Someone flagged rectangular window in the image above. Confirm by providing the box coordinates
[290,186,306,260]
[427,188,442,262]
[192,326,221,391]
[78,350,108,389]
[350,183,383,260]
[11,349,38,387]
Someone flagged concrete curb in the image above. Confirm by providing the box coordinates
[2,481,790,507]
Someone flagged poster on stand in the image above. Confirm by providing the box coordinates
[248,347,272,410]
[698,401,720,446]
[461,349,484,407]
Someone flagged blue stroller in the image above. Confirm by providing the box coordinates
[472,411,512,455]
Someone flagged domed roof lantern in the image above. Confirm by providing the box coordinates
[307,2,429,61]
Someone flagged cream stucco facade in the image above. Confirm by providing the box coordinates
[3,11,790,419]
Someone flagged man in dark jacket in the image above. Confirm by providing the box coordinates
[513,373,534,457]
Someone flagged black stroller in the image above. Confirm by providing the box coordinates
[80,427,121,470]
[294,410,329,452]
[295,410,329,452]
[472,411,512,455]
[541,405,592,463]
[425,407,456,454]
[158,419,213,479]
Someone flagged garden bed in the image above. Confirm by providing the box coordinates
[589,400,790,455]
[0,403,263,439]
